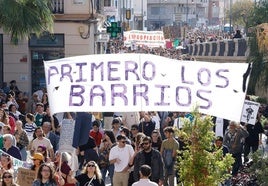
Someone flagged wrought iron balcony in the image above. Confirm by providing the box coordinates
[51,0,64,14]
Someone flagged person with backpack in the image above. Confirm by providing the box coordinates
[160,127,180,186]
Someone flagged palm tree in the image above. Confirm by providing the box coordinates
[0,0,54,44]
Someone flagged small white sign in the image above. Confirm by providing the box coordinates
[241,100,260,125]
[96,33,110,42]
[19,74,28,81]
[59,119,75,152]
[104,6,117,16]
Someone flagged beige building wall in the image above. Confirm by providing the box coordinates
[54,22,95,56]
[1,0,96,95]
[1,31,30,93]
[65,0,90,14]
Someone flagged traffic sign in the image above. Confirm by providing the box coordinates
[96,33,110,42]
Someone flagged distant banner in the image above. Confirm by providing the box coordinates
[123,30,165,48]
[241,100,260,125]
[44,54,251,122]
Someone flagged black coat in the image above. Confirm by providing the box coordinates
[133,148,164,183]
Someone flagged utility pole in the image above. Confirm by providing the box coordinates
[186,0,189,25]
[229,0,232,33]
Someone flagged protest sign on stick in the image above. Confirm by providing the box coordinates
[17,168,36,186]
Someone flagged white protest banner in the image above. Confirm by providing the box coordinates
[241,100,260,125]
[123,30,166,48]
[44,54,251,122]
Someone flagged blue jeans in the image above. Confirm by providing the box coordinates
[20,147,27,161]
[101,164,114,185]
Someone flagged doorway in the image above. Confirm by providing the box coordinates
[31,50,64,93]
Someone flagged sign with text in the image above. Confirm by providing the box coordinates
[44,54,251,122]
[59,119,75,152]
[17,168,36,186]
[123,30,166,48]
[241,100,260,125]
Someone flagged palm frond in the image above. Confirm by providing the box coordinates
[0,0,54,44]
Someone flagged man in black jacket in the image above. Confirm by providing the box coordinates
[133,136,164,185]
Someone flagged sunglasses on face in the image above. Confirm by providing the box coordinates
[142,142,150,145]
[87,164,95,167]
[3,175,12,179]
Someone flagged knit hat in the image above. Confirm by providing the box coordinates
[31,153,44,161]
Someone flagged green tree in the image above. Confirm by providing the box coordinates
[226,0,254,32]
[249,150,268,185]
[0,0,54,44]
[176,110,234,186]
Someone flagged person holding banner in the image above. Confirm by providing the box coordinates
[53,151,75,186]
[138,112,156,137]
[243,113,264,163]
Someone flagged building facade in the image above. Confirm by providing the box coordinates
[0,0,102,94]
[147,0,209,30]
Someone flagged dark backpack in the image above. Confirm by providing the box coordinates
[163,149,173,168]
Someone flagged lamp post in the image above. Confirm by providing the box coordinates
[186,0,189,25]
[229,0,232,33]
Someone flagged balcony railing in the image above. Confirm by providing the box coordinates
[51,0,64,14]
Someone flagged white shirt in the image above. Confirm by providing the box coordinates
[132,179,158,186]
[121,112,140,129]
[109,144,134,172]
[31,137,53,152]
[151,115,160,130]
[173,117,185,129]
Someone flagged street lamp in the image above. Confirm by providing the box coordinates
[186,0,189,25]
[229,0,232,33]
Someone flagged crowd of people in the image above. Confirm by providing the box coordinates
[0,29,264,186]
